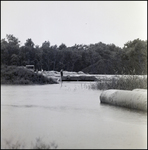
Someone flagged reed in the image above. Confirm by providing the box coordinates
[3,137,58,149]
[91,75,147,90]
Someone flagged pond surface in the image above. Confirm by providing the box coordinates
[1,82,147,149]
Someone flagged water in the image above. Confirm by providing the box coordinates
[1,82,147,149]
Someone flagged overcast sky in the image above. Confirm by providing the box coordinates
[1,1,147,48]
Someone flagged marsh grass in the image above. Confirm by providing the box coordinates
[3,137,58,149]
[31,137,58,149]
[90,75,147,90]
[4,139,25,149]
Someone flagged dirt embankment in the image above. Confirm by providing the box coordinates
[39,70,98,81]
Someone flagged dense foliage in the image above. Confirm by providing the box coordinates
[1,65,57,84]
[1,34,147,75]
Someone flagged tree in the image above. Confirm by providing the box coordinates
[10,54,19,65]
[1,35,20,65]
[58,43,67,50]
[41,41,50,49]
[122,39,147,74]
[6,34,20,47]
[24,38,34,48]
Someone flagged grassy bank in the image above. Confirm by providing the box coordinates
[1,65,58,85]
[91,75,147,90]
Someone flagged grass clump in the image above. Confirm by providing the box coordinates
[3,137,58,149]
[91,75,147,90]
[32,137,58,149]
[1,65,58,85]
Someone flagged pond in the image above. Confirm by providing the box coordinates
[1,82,147,149]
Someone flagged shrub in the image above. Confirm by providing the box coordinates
[1,65,58,85]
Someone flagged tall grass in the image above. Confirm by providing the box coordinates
[91,75,147,90]
[3,137,58,149]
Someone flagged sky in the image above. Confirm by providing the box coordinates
[1,1,147,48]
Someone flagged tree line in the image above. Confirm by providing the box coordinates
[1,34,147,75]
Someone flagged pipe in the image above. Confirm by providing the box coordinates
[100,89,147,111]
